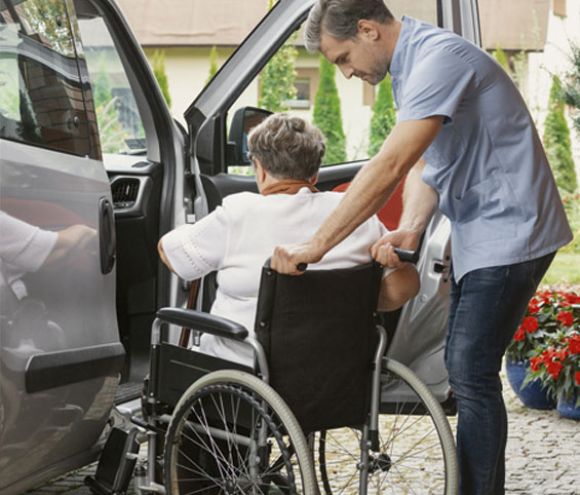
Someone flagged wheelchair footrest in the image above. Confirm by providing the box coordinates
[85,426,139,495]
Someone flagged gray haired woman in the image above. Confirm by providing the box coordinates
[159,113,418,365]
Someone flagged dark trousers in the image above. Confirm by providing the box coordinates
[445,252,555,495]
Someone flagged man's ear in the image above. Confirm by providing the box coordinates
[308,172,319,185]
[357,19,380,41]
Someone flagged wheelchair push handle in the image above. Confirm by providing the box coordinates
[394,247,420,264]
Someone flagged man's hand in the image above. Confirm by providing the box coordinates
[371,228,422,269]
[271,240,326,275]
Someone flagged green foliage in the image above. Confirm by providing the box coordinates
[543,76,578,194]
[207,46,219,83]
[368,75,396,156]
[151,50,172,108]
[91,60,129,153]
[492,45,511,74]
[258,0,297,112]
[258,43,297,112]
[563,42,580,134]
[313,56,346,164]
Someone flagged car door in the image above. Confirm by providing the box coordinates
[183,0,480,403]
[0,0,123,492]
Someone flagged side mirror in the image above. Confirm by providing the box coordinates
[227,107,272,165]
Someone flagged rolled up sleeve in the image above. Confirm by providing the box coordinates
[161,207,229,280]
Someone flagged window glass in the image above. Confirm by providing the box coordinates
[227,1,439,175]
[0,0,94,157]
[75,13,146,155]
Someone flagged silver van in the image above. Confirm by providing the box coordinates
[0,0,479,493]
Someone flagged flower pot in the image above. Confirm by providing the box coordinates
[505,359,556,409]
[556,391,580,420]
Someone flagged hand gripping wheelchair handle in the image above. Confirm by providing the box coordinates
[393,247,420,264]
[156,308,249,341]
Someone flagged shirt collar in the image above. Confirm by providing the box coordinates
[389,16,414,80]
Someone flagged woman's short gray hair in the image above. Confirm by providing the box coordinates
[248,114,326,180]
[304,0,394,53]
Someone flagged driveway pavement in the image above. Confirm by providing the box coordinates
[25,368,580,495]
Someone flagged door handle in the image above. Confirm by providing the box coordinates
[98,197,116,274]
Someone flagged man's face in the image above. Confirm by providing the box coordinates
[320,29,389,85]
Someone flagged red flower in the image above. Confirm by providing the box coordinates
[576,371,580,386]
[569,335,580,354]
[546,359,563,380]
[556,311,574,327]
[527,298,541,314]
[530,356,542,372]
[564,292,580,304]
[513,327,526,342]
[521,316,539,333]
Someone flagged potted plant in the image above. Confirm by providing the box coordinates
[505,290,578,409]
[527,326,580,420]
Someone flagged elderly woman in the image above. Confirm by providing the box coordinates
[158,114,419,365]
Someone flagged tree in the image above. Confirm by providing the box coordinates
[258,0,297,111]
[563,42,580,134]
[543,75,578,193]
[151,50,172,108]
[368,75,396,156]
[313,56,346,164]
[207,46,219,83]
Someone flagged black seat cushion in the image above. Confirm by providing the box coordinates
[255,262,382,433]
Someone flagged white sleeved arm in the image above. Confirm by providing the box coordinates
[0,211,58,273]
[160,206,229,280]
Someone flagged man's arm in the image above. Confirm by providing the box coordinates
[370,160,439,268]
[271,116,443,274]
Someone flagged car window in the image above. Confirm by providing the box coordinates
[74,13,146,155]
[227,1,439,175]
[0,0,96,157]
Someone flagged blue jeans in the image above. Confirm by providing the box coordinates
[445,252,555,495]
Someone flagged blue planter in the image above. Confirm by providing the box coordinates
[505,359,556,410]
[557,391,580,420]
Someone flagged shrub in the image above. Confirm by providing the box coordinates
[151,50,172,108]
[368,75,396,157]
[313,56,346,164]
[207,46,219,84]
[543,75,577,194]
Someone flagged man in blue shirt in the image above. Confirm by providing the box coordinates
[272,1,573,493]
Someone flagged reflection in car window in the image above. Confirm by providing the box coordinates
[0,0,96,157]
[75,14,146,155]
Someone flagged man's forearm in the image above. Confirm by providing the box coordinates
[398,160,439,235]
[311,117,443,256]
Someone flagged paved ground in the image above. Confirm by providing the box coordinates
[26,369,579,495]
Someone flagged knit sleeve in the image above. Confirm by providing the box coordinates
[160,206,229,280]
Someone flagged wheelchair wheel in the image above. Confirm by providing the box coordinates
[318,358,458,495]
[164,370,317,495]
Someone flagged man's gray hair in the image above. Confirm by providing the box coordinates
[248,114,325,180]
[304,0,394,52]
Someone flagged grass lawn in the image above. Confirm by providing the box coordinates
[541,251,580,287]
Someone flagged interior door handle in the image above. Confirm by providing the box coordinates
[98,197,116,274]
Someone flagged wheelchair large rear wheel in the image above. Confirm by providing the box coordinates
[318,358,457,495]
[164,370,317,495]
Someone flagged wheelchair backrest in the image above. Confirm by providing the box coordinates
[255,261,383,433]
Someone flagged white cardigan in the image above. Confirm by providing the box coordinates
[162,188,391,365]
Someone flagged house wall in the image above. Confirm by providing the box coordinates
[145,47,374,161]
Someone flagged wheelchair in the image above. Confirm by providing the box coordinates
[97,261,458,495]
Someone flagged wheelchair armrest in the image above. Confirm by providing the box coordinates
[155,308,249,342]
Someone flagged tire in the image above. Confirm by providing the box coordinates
[318,358,458,495]
[164,370,317,495]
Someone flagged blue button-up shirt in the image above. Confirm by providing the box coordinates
[390,16,572,281]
